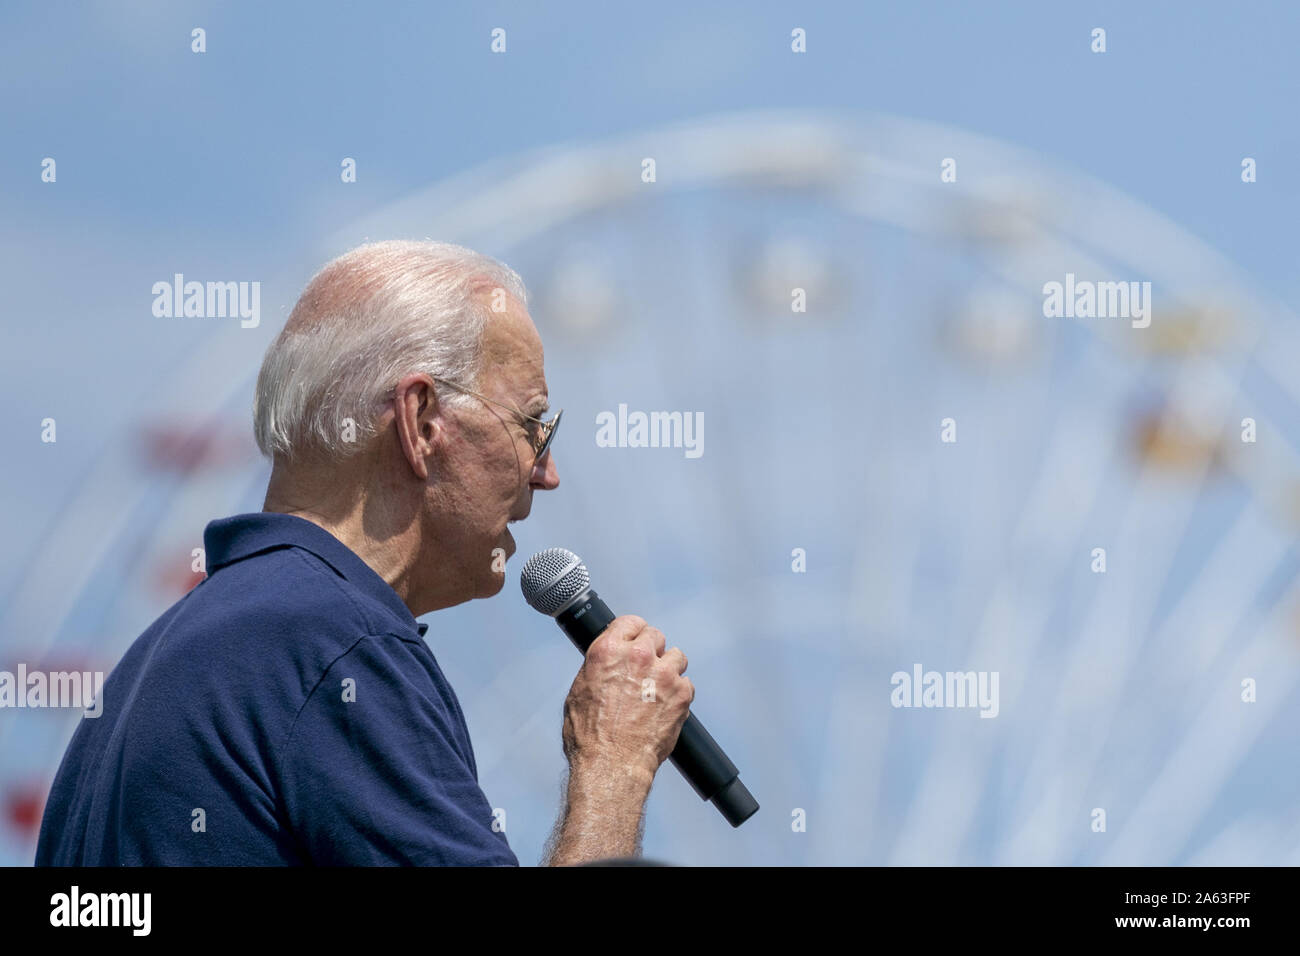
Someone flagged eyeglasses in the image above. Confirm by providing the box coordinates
[428,376,562,465]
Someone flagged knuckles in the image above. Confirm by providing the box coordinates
[616,614,647,635]
[626,641,655,669]
[578,619,694,711]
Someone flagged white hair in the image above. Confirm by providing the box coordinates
[253,239,528,462]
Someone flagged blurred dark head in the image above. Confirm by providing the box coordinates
[577,857,674,866]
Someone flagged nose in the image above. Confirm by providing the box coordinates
[530,450,560,490]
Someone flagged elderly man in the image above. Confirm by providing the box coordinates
[36,240,694,866]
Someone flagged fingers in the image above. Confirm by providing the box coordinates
[661,646,687,675]
[601,616,666,658]
[639,627,667,658]
[602,615,647,642]
[592,617,684,686]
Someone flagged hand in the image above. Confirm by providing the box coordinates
[560,615,694,781]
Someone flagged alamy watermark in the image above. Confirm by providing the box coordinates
[50,886,150,936]
[890,663,999,718]
[0,665,104,717]
[151,274,261,328]
[1042,272,1151,328]
[595,403,704,458]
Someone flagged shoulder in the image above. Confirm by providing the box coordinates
[136,546,421,739]
[183,544,408,659]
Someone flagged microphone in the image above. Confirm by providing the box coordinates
[521,548,759,828]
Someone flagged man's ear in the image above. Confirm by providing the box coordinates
[392,373,440,481]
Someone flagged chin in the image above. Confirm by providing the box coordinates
[478,572,507,599]
[477,528,514,599]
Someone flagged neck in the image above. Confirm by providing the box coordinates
[263,459,423,613]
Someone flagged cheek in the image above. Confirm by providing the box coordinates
[449,440,528,516]
[465,444,518,497]
[498,446,533,492]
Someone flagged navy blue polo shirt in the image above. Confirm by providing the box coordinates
[36,512,519,866]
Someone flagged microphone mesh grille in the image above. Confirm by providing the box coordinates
[520,548,590,616]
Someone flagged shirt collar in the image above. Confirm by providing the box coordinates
[203,512,429,638]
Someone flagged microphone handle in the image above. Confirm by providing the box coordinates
[555,590,759,827]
